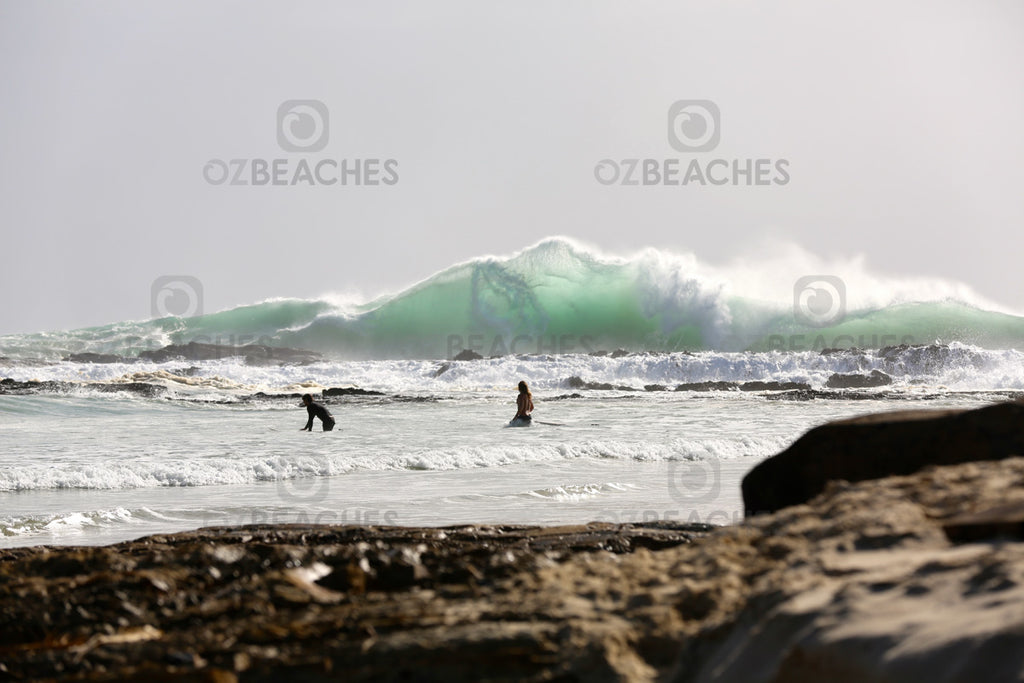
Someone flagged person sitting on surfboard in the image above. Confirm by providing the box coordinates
[512,380,534,425]
[300,394,335,432]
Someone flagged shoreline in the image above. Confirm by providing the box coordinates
[4,455,1024,681]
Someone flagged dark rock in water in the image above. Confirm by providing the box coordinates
[675,381,738,392]
[323,386,385,397]
[565,376,636,391]
[739,381,811,392]
[452,349,483,361]
[826,369,893,388]
[550,392,584,400]
[766,389,901,401]
[139,342,321,365]
[674,381,811,392]
[743,399,1024,514]
[0,379,72,394]
[248,391,306,401]
[433,362,452,377]
[644,384,668,392]
[66,352,130,364]
[0,378,166,397]
[610,349,630,358]
[92,383,167,398]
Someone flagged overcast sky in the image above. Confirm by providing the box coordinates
[2,1,1022,334]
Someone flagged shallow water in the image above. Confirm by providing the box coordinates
[0,384,999,548]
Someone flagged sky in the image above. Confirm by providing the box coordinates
[1,1,1022,335]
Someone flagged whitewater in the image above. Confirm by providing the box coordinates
[2,238,1023,548]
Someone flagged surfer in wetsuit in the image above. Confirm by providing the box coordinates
[512,380,534,425]
[300,393,335,432]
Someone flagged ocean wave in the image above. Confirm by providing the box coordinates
[0,437,779,493]
[2,238,1022,360]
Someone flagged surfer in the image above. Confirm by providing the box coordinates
[300,394,335,432]
[511,380,534,425]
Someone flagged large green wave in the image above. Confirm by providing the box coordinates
[3,239,1024,360]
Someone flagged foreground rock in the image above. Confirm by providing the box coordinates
[5,459,1024,681]
[743,398,1024,514]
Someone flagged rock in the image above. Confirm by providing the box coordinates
[92,383,167,398]
[452,349,483,361]
[675,381,738,392]
[739,381,811,392]
[433,362,452,377]
[565,376,636,391]
[687,457,1024,683]
[0,379,73,394]
[644,384,668,392]
[0,379,166,398]
[742,398,1024,515]
[138,342,321,365]
[322,387,385,397]
[942,502,1024,543]
[825,369,893,388]
[673,381,811,393]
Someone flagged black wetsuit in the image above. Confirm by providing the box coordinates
[304,401,335,431]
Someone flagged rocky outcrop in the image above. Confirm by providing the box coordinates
[566,376,637,391]
[742,398,1024,514]
[825,369,892,388]
[138,342,322,365]
[674,381,811,392]
[452,349,483,361]
[738,381,810,392]
[5,458,1024,681]
[0,378,168,398]
[323,386,385,397]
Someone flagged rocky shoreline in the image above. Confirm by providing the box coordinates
[5,401,1024,681]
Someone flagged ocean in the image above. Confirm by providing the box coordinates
[2,239,1023,548]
